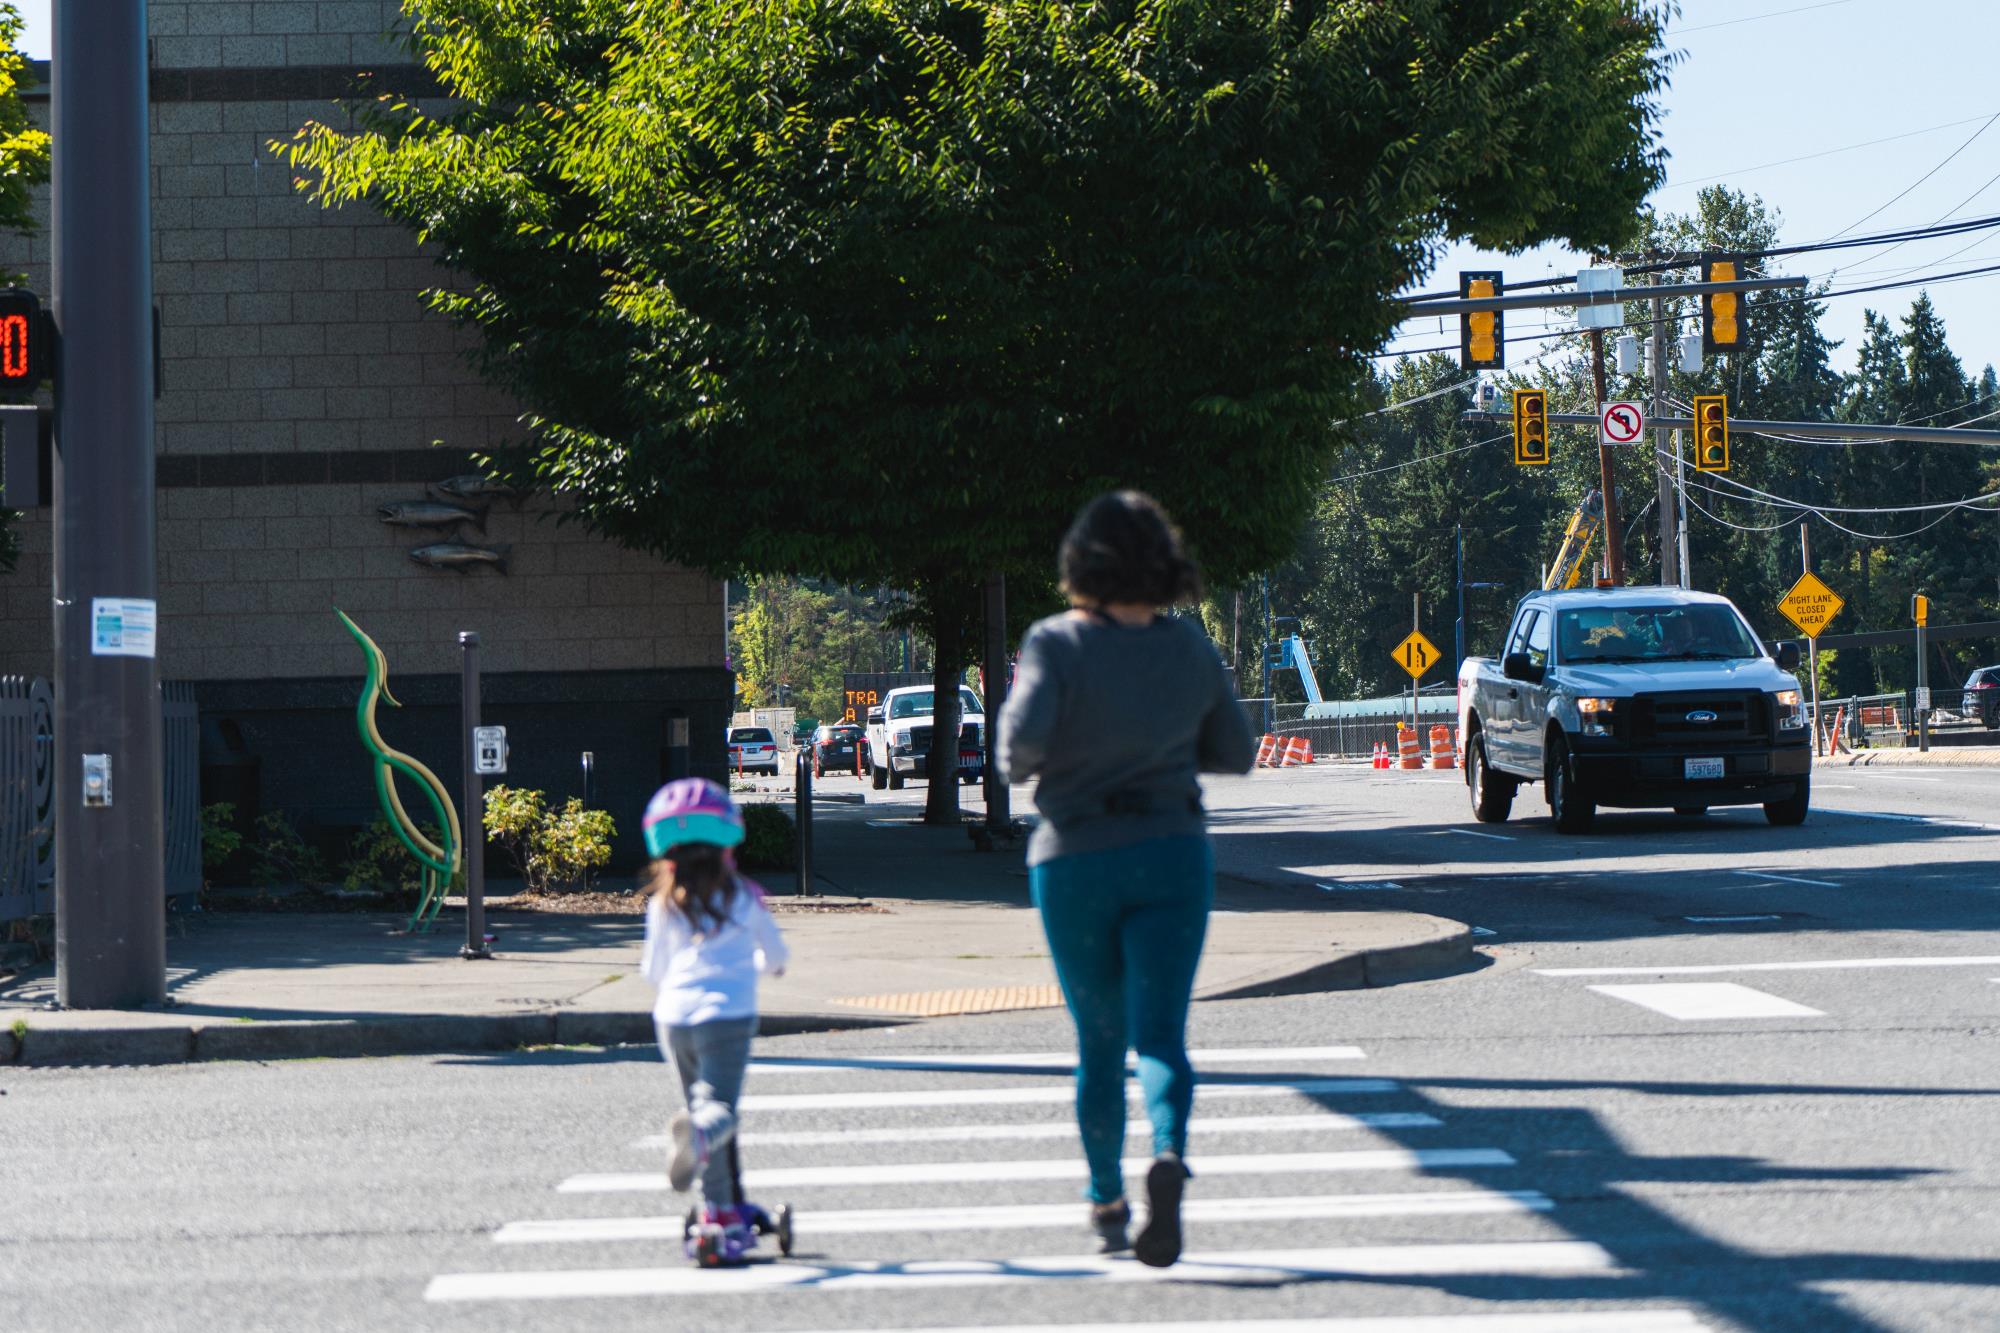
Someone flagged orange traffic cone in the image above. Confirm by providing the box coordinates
[1371,741,1387,769]
[1279,737,1303,767]
[1255,734,1278,768]
[1299,738,1315,764]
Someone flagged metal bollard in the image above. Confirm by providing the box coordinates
[793,747,813,897]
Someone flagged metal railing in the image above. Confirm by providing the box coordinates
[1267,695,1458,759]
[2,677,200,926]
[1812,688,1999,751]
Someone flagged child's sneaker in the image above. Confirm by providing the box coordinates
[667,1110,708,1193]
[686,1204,755,1267]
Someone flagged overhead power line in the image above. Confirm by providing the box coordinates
[1820,112,2000,242]
[1661,112,2000,191]
[1672,0,1858,35]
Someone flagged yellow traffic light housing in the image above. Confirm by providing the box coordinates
[1512,388,1549,466]
[1912,594,1930,627]
[1460,270,1504,370]
[1692,393,1730,472]
[1703,254,1742,355]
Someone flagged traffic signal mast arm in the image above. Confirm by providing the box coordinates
[1460,410,2000,447]
[1410,272,1806,317]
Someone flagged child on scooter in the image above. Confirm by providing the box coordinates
[638,778,791,1266]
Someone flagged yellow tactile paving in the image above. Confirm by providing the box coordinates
[833,985,1065,1017]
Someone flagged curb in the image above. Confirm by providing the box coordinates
[1195,916,1477,1002]
[5,1007,905,1069]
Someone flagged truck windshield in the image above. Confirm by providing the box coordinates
[1557,605,1762,664]
[888,688,983,720]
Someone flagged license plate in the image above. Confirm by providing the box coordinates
[1685,757,1725,780]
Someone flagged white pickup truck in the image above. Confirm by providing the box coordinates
[1457,588,1811,832]
[867,684,987,791]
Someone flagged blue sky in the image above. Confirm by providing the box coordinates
[17,0,1997,376]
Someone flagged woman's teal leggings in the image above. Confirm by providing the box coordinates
[1029,834,1213,1205]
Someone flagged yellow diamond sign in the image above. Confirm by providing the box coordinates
[1392,630,1443,680]
[1780,572,1844,639]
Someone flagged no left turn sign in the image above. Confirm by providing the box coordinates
[1599,400,1645,445]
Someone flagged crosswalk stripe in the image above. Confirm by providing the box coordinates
[495,1188,1555,1244]
[776,1315,1707,1333]
[559,1146,1516,1193]
[632,1110,1444,1151]
[744,1045,1367,1074]
[735,1076,1396,1113]
[425,1240,1615,1302]
[1588,982,1825,1021]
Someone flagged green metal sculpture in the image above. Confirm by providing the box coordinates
[336,610,462,933]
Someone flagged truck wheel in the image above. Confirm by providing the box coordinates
[888,765,904,791]
[1547,735,1595,834]
[1764,777,1810,826]
[1467,733,1514,824]
[871,757,887,791]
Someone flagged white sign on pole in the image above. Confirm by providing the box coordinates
[1599,400,1646,446]
[1575,266,1624,330]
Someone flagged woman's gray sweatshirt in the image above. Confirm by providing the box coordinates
[998,610,1258,865]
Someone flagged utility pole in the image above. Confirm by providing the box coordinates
[52,2,166,1008]
[981,572,1010,833]
[1800,524,1820,756]
[1652,285,1678,587]
[1589,330,1623,583]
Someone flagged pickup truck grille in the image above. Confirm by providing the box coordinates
[906,723,981,753]
[1629,691,1769,746]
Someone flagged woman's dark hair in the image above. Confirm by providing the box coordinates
[1058,490,1202,607]
[647,842,740,935]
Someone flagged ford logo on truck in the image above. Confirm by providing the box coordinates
[1686,710,1718,724]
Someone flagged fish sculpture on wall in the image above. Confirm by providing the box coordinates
[378,499,488,534]
[430,474,533,506]
[408,542,510,574]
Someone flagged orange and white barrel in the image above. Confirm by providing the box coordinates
[1396,724,1423,770]
[1428,723,1457,770]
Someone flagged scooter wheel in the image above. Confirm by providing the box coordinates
[775,1203,795,1257]
[694,1233,723,1268]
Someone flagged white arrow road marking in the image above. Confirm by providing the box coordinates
[633,1110,1442,1152]
[1732,869,1838,888]
[1447,828,1516,842]
[560,1147,1516,1193]
[1588,983,1824,1021]
[496,1189,1555,1244]
[425,1240,1615,1302]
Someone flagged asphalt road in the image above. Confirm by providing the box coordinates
[8,763,1998,1331]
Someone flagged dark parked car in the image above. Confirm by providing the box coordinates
[1962,666,2000,727]
[812,723,867,777]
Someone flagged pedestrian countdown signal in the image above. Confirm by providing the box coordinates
[0,289,39,391]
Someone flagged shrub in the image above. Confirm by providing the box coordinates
[737,803,796,872]
[245,812,335,889]
[341,818,443,901]
[484,786,617,893]
[200,803,244,875]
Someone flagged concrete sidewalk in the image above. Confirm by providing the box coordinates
[0,797,1472,1066]
[1819,746,2000,768]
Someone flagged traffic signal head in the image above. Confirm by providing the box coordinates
[0,288,40,394]
[1703,255,1742,355]
[1912,594,1930,627]
[1512,388,1549,466]
[1692,393,1729,472]
[1460,271,1504,370]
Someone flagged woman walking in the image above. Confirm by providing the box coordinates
[998,490,1257,1267]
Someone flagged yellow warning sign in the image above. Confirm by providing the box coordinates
[1393,630,1443,680]
[1779,572,1844,639]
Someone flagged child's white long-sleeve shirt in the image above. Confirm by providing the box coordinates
[639,878,790,1027]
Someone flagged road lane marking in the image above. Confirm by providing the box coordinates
[774,1317,1709,1333]
[1447,829,1516,842]
[1588,982,1824,1021]
[560,1147,1517,1193]
[737,1045,1366,1075]
[634,1110,1442,1151]
[729,1076,1399,1113]
[1319,881,1404,892]
[1539,954,2000,977]
[1732,869,1839,888]
[498,1189,1554,1244]
[425,1240,1615,1301]
[1866,774,1941,782]
[1684,915,1783,923]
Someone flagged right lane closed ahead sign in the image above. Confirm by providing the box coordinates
[1780,572,1844,639]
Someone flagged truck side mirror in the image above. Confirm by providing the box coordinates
[1502,652,1544,684]
[1774,642,1801,672]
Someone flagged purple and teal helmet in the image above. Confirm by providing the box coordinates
[643,778,745,857]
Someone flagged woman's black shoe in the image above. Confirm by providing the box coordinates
[1133,1153,1187,1268]
[1089,1198,1131,1253]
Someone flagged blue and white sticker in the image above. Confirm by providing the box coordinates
[90,597,157,658]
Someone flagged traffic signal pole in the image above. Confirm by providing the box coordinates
[1651,291,1678,587]
[1588,330,1623,584]
[51,2,167,1008]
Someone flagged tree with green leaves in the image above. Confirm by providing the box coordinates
[0,4,50,574]
[283,0,1670,819]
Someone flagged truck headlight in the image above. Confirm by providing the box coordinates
[894,730,911,749]
[1577,697,1618,735]
[1774,690,1808,730]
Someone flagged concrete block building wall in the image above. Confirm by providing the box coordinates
[0,2,733,867]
